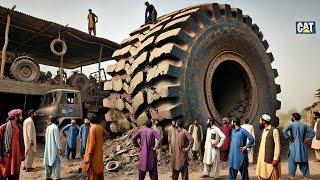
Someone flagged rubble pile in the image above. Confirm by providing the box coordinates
[104,128,140,175]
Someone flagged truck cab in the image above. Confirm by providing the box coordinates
[35,89,83,136]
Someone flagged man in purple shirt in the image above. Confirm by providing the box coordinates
[132,120,162,180]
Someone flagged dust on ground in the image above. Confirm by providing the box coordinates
[20,143,320,180]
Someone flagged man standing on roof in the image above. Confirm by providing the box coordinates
[145,2,157,24]
[88,9,98,36]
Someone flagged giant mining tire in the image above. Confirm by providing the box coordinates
[10,56,40,83]
[103,3,281,133]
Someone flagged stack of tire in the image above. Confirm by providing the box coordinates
[103,3,281,133]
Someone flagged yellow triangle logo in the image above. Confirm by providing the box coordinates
[302,28,311,33]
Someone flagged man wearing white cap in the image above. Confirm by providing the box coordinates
[256,114,281,180]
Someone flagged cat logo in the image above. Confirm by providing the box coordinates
[296,21,316,34]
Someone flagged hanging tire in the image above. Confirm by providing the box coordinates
[10,56,40,83]
[50,39,67,56]
[104,3,281,132]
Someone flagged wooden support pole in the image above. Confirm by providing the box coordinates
[98,45,103,84]
[0,10,13,79]
[0,6,16,80]
[59,55,64,85]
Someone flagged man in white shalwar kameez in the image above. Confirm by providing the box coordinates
[43,117,62,180]
[241,119,255,165]
[312,112,320,162]
[201,118,226,178]
[23,109,37,171]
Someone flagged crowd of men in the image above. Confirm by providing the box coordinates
[132,111,320,180]
[0,109,106,180]
[0,107,319,180]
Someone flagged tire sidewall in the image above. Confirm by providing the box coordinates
[183,20,277,129]
[11,58,40,83]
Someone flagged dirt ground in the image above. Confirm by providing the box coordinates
[20,143,320,180]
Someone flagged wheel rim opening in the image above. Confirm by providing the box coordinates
[211,61,251,121]
[20,66,32,78]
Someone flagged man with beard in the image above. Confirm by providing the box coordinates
[62,119,79,159]
[228,119,254,180]
[82,113,106,180]
[311,111,320,162]
[168,119,177,155]
[188,119,203,160]
[0,109,25,179]
[79,118,90,158]
[283,113,315,179]
[132,120,162,180]
[241,119,255,165]
[171,119,194,180]
[256,114,281,180]
[201,118,225,178]
[152,119,163,161]
[220,117,232,164]
[44,117,62,180]
[23,109,37,172]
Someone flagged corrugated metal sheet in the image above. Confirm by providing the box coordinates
[0,6,120,69]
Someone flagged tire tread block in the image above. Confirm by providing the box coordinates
[134,36,155,57]
[146,63,181,83]
[155,28,192,45]
[273,69,278,78]
[146,84,180,104]
[276,84,281,94]
[129,52,148,75]
[113,76,123,92]
[231,8,243,21]
[132,91,145,113]
[104,80,113,91]
[149,103,182,121]
[129,71,144,94]
[114,59,126,73]
[149,43,187,64]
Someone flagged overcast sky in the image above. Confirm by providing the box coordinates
[1,0,320,112]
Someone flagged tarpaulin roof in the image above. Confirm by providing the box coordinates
[0,6,120,69]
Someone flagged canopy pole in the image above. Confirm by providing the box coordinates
[98,45,103,84]
[0,6,16,80]
[59,55,64,85]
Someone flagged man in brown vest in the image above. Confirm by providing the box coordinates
[311,111,320,162]
[256,114,281,180]
[188,119,203,160]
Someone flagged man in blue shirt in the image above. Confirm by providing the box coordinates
[283,113,315,179]
[228,119,254,180]
[62,119,79,159]
[79,118,90,158]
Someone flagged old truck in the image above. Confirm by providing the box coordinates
[0,5,120,135]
